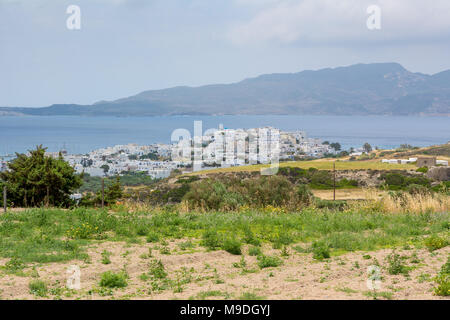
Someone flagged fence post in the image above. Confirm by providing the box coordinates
[101,178,105,209]
[3,186,6,213]
[333,161,336,201]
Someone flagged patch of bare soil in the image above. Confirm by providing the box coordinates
[312,189,385,200]
[0,240,448,300]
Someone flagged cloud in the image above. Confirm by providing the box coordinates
[228,0,450,46]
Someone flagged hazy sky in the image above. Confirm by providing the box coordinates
[1,0,450,107]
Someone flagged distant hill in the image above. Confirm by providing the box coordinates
[2,63,450,116]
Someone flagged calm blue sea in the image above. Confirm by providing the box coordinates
[0,115,449,155]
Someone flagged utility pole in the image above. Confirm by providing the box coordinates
[46,186,50,208]
[3,185,6,213]
[101,178,105,209]
[333,161,336,201]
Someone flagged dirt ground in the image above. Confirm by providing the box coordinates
[312,188,384,200]
[0,239,448,300]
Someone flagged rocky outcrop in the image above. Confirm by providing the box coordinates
[426,166,450,181]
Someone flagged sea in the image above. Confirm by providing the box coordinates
[0,115,449,156]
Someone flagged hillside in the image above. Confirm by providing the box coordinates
[2,63,450,116]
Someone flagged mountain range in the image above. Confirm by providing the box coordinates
[2,63,450,116]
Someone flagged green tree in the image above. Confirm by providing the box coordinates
[104,175,123,204]
[93,175,123,206]
[100,164,110,174]
[330,142,341,151]
[363,143,372,153]
[0,145,82,207]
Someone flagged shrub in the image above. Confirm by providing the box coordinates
[424,235,448,251]
[432,181,450,195]
[146,231,160,243]
[315,199,347,211]
[434,257,450,296]
[248,246,262,256]
[183,175,310,211]
[272,232,294,249]
[165,184,191,203]
[406,184,431,196]
[416,167,428,173]
[149,260,167,279]
[385,252,409,275]
[222,237,242,255]
[183,179,243,211]
[257,255,282,269]
[99,271,128,288]
[434,274,450,296]
[29,280,48,297]
[242,227,261,246]
[297,184,313,205]
[440,256,450,275]
[382,173,406,188]
[101,250,111,265]
[311,241,330,260]
[201,229,221,250]
[4,257,25,273]
[66,222,99,239]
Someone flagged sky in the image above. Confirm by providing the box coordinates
[1,0,450,107]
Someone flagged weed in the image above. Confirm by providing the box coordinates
[233,256,247,269]
[222,237,242,255]
[385,251,409,276]
[281,246,290,257]
[417,273,431,283]
[364,291,393,300]
[192,290,230,300]
[146,231,160,243]
[336,287,358,294]
[99,271,128,288]
[101,250,112,265]
[178,240,195,251]
[201,229,221,250]
[257,255,282,269]
[159,246,170,255]
[29,280,48,297]
[434,256,450,296]
[248,246,262,256]
[311,241,330,260]
[239,292,265,300]
[4,257,25,274]
[149,260,167,279]
[424,235,448,251]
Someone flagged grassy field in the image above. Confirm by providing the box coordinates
[0,206,448,300]
[190,160,415,175]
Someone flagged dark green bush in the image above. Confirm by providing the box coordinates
[257,255,282,269]
[183,176,312,211]
[221,237,242,255]
[311,241,330,260]
[201,229,221,250]
[315,199,347,211]
[99,271,128,288]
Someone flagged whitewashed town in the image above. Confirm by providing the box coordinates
[4,126,340,179]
